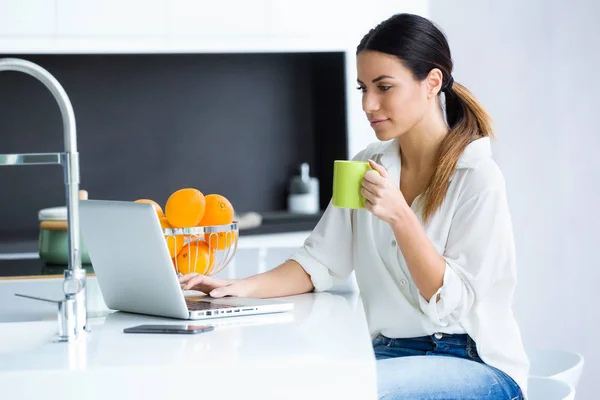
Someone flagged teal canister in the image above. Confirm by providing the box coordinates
[38,191,91,265]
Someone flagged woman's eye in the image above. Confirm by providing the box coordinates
[356,85,391,93]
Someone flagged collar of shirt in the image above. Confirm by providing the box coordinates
[374,136,493,181]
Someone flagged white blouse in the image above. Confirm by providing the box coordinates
[289,137,530,395]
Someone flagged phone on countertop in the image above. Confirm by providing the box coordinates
[123,324,214,335]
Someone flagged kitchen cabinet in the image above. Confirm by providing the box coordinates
[55,0,271,38]
[167,0,269,36]
[270,0,428,42]
[56,0,166,36]
[0,0,55,36]
[216,231,310,280]
[219,247,299,280]
[269,0,360,38]
[0,0,428,53]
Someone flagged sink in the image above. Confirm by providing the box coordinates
[0,276,110,361]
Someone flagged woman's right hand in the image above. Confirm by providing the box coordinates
[178,273,250,298]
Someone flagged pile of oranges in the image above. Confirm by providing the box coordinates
[135,188,235,275]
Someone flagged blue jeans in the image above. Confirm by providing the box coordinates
[373,333,523,400]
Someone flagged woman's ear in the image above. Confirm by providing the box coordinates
[426,68,444,98]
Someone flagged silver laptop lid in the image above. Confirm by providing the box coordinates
[80,200,190,319]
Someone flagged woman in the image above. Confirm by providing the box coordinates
[180,13,529,399]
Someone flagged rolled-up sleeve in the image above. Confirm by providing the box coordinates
[418,189,514,326]
[288,201,354,292]
[288,149,370,292]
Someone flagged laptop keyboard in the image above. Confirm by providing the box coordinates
[185,300,235,311]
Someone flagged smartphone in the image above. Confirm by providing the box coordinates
[123,324,214,335]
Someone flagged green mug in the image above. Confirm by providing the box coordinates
[332,160,372,209]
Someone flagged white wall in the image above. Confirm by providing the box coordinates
[429,1,599,397]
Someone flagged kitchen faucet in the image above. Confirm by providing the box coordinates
[0,58,88,341]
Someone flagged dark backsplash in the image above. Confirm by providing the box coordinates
[0,53,347,241]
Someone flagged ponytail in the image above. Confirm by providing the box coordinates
[421,80,493,223]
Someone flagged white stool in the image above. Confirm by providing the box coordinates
[528,377,575,400]
[527,348,584,395]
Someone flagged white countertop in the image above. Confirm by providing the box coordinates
[0,286,377,400]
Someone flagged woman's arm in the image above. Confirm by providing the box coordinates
[390,210,446,301]
[181,197,356,299]
[240,259,315,298]
[180,259,314,298]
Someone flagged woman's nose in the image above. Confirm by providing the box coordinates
[362,92,380,113]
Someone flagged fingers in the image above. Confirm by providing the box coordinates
[368,159,388,178]
[178,273,198,284]
[363,170,383,184]
[181,274,217,290]
[209,286,232,298]
[180,274,207,290]
[180,273,235,291]
[360,186,375,204]
[210,282,247,298]
[362,173,382,204]
[361,178,378,194]
[363,197,380,216]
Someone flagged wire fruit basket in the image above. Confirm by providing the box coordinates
[163,221,238,276]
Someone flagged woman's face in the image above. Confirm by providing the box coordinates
[357,50,431,141]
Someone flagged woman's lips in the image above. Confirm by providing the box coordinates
[369,118,389,127]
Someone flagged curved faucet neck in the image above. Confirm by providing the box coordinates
[0,57,87,340]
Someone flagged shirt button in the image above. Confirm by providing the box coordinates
[400,279,407,285]
[391,240,397,247]
[434,332,443,339]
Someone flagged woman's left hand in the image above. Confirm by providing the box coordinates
[361,160,410,225]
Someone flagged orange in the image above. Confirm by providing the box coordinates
[199,194,234,227]
[165,234,188,258]
[205,230,237,250]
[159,217,172,229]
[135,199,164,219]
[165,188,206,228]
[175,241,214,275]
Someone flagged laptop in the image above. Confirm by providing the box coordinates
[79,200,294,320]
